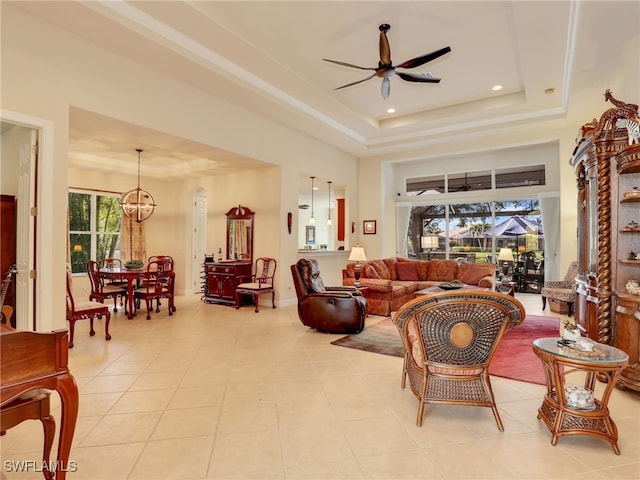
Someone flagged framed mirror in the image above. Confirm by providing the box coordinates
[226,205,254,262]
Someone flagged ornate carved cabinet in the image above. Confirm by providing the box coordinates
[572,90,640,391]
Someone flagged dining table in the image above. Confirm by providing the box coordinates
[99,267,145,319]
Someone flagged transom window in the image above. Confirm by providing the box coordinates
[406,165,546,196]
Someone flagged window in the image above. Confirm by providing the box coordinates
[68,191,122,274]
[407,199,543,264]
[406,165,546,196]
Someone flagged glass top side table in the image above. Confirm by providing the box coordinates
[532,337,629,454]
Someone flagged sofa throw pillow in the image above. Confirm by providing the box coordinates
[364,265,379,278]
[369,260,390,279]
[396,262,419,281]
[383,257,399,280]
[459,265,491,285]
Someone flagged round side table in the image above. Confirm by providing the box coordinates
[532,337,629,454]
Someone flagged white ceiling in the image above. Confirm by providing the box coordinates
[7,1,640,177]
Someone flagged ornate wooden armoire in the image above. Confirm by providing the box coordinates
[572,90,640,392]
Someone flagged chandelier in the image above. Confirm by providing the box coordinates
[120,148,156,223]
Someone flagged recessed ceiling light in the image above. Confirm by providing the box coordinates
[387,108,396,114]
[492,85,503,91]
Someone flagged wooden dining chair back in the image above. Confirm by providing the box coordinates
[87,260,127,313]
[235,257,277,312]
[98,258,127,288]
[66,272,111,348]
[392,290,525,431]
[134,260,175,320]
[99,258,122,270]
[147,255,174,266]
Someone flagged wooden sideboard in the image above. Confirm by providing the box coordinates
[202,261,252,306]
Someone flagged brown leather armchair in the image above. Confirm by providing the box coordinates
[291,259,367,333]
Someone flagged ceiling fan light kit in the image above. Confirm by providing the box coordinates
[323,23,451,99]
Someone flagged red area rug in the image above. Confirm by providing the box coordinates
[331,314,559,385]
[489,314,559,385]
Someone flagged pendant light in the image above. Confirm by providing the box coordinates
[309,176,316,225]
[120,148,156,223]
[327,181,333,226]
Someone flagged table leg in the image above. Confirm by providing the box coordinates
[55,373,78,479]
[126,278,136,319]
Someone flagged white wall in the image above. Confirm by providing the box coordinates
[1,5,359,328]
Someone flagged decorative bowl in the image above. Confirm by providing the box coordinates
[437,280,466,290]
[125,260,144,270]
[564,384,595,410]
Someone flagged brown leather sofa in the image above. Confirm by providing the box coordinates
[291,259,367,333]
[342,257,496,316]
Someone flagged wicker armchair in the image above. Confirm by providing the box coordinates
[541,261,578,316]
[392,290,525,431]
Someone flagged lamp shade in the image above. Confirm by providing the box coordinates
[498,248,514,262]
[421,236,439,250]
[348,246,367,262]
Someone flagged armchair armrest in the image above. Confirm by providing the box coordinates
[326,285,359,292]
[306,291,355,299]
[477,275,495,289]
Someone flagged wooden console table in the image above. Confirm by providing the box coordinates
[1,327,79,478]
[202,260,252,306]
[532,337,628,454]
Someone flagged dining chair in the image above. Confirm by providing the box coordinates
[235,257,277,312]
[66,272,111,348]
[98,258,127,288]
[392,290,525,431]
[134,260,175,320]
[87,260,127,313]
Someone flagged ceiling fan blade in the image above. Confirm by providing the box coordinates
[396,46,452,69]
[323,58,376,71]
[334,73,377,90]
[379,24,391,65]
[381,77,390,99]
[397,72,441,83]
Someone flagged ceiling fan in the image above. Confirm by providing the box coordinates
[453,173,473,192]
[323,24,451,99]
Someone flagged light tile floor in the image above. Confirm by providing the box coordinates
[1,293,639,479]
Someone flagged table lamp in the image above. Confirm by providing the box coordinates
[498,248,514,276]
[420,235,439,251]
[348,245,367,287]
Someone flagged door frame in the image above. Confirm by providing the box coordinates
[1,109,56,332]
